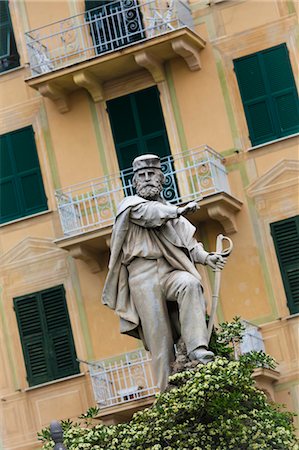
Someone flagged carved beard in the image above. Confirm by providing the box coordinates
[135,182,163,200]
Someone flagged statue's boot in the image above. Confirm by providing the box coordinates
[188,346,214,363]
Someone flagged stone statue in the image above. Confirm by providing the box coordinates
[102,154,226,390]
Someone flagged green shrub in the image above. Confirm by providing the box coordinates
[39,319,298,450]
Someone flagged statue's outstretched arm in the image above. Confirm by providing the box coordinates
[130,202,179,228]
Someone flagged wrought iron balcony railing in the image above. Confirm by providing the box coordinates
[88,349,158,408]
[25,0,194,77]
[55,146,230,237]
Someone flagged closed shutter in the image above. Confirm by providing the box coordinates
[234,44,299,146]
[107,86,171,171]
[0,126,48,224]
[14,294,50,386]
[270,216,299,315]
[41,286,79,380]
[14,286,80,387]
[0,1,20,72]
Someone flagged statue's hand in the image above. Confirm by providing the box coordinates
[177,201,199,216]
[206,253,227,270]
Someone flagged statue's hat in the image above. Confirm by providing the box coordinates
[132,154,161,172]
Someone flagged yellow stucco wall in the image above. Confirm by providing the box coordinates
[1,0,298,448]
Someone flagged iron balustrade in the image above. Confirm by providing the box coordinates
[55,147,230,236]
[25,0,193,76]
[88,349,158,408]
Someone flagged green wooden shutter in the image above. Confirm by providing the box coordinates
[14,294,50,386]
[0,126,48,224]
[270,216,299,315]
[41,286,80,380]
[234,44,299,146]
[0,1,20,73]
[14,286,80,387]
[107,86,171,171]
[263,45,299,137]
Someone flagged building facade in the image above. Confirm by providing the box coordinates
[0,1,298,448]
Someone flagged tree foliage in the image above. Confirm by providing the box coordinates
[39,319,298,450]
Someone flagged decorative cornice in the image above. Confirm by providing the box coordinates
[247,159,299,198]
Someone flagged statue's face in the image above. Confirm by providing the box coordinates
[133,168,164,200]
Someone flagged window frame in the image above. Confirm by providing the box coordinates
[14,285,80,387]
[270,216,299,315]
[0,126,48,224]
[233,43,299,147]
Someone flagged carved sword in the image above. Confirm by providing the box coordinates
[207,234,233,342]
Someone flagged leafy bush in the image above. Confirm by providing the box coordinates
[39,319,298,450]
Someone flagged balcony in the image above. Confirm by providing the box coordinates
[88,349,158,423]
[24,1,206,112]
[86,324,278,425]
[54,147,242,270]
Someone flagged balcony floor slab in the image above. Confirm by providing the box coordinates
[54,192,242,272]
[25,28,205,113]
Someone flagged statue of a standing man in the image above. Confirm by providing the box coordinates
[102,154,226,390]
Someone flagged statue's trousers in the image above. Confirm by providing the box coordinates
[127,257,208,390]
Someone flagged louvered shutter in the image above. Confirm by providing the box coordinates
[263,45,299,137]
[0,126,48,224]
[14,286,79,387]
[14,294,50,386]
[0,133,21,222]
[41,286,80,379]
[234,53,276,145]
[234,44,299,146]
[271,216,299,314]
[107,86,171,171]
[10,127,48,215]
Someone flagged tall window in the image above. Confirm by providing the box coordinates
[0,0,20,73]
[234,44,299,146]
[270,216,299,315]
[0,126,48,224]
[107,86,171,171]
[14,286,80,387]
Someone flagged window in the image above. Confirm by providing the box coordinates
[85,0,144,54]
[0,126,48,224]
[107,86,171,171]
[234,44,299,146]
[14,285,80,387]
[270,216,299,315]
[0,0,20,73]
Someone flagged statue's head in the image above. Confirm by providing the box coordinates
[132,154,165,200]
